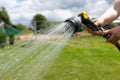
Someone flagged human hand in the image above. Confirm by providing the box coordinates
[85,18,104,36]
[105,26,120,44]
[94,18,104,26]
[85,27,103,36]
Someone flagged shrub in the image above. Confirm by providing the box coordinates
[0,27,7,48]
[8,33,15,45]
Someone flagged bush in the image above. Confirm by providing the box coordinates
[8,33,15,45]
[0,27,7,48]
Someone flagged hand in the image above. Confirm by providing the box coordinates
[94,18,104,26]
[106,26,120,44]
[86,18,104,36]
[85,27,103,36]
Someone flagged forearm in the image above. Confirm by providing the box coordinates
[99,0,120,26]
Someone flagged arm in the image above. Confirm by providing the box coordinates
[86,0,120,35]
[98,0,120,26]
[86,0,120,44]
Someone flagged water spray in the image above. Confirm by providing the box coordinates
[0,11,119,80]
[65,11,120,51]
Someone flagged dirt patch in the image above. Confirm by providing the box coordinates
[17,34,62,41]
[17,32,91,41]
[17,34,35,41]
[72,32,91,37]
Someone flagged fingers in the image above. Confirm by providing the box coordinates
[106,29,119,44]
[93,19,103,27]
[85,18,104,36]
[107,34,119,44]
[86,26,107,36]
[102,30,109,35]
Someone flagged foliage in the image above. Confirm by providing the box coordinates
[0,6,15,45]
[50,21,61,26]
[104,23,118,29]
[32,13,50,30]
[0,7,11,25]
[8,33,15,45]
[40,21,50,29]
[13,24,33,34]
[15,24,27,31]
[0,27,7,47]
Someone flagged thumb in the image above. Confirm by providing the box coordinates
[93,19,100,26]
[94,21,102,26]
[102,30,110,35]
[93,19,103,27]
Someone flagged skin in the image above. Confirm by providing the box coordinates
[87,0,120,44]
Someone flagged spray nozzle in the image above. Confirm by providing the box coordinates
[64,11,120,51]
[78,11,102,31]
[65,16,81,33]
[64,11,90,33]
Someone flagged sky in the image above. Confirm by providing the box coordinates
[0,0,114,26]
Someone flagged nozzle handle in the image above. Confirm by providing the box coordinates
[83,18,102,31]
[82,17,120,51]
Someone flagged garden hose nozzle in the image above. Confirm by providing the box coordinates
[78,11,120,51]
[78,11,102,31]
[65,16,81,33]
[65,11,120,51]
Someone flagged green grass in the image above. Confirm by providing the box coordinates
[44,36,120,80]
[0,36,120,80]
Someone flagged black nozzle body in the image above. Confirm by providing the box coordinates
[65,16,81,33]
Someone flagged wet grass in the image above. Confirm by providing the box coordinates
[0,36,120,80]
[44,36,120,80]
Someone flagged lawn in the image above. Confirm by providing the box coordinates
[0,36,120,80]
[44,36,120,80]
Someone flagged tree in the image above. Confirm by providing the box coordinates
[15,24,27,31]
[32,13,50,31]
[0,7,11,25]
